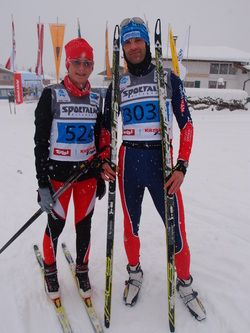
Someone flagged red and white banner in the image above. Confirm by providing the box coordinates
[35,22,44,76]
[5,15,16,72]
[14,73,23,104]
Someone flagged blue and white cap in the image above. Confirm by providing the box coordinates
[121,20,150,47]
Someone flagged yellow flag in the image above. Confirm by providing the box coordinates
[105,22,111,79]
[123,58,127,73]
[169,27,180,77]
[49,23,65,83]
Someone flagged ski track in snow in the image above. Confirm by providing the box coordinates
[0,100,249,333]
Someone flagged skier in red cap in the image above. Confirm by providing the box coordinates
[34,38,113,300]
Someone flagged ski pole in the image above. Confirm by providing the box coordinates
[0,208,44,255]
[155,18,176,333]
[104,24,120,329]
[0,148,106,254]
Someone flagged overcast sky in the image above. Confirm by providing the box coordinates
[1,0,250,80]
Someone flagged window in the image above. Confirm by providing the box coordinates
[210,63,219,74]
[219,64,228,74]
[229,64,237,75]
[0,88,13,98]
[208,81,217,88]
[217,80,226,89]
[208,80,227,89]
[184,81,195,88]
[1,89,8,97]
[2,75,12,81]
[210,63,237,75]
[195,81,201,88]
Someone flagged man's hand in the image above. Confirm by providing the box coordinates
[101,162,117,182]
[164,171,184,195]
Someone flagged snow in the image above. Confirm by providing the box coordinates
[179,46,250,63]
[161,45,250,63]
[186,87,248,101]
[0,98,249,333]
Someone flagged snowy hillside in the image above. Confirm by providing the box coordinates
[0,99,249,333]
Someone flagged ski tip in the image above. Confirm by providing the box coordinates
[114,24,120,42]
[104,315,110,328]
[33,244,39,251]
[104,321,110,328]
[155,18,161,31]
[169,325,175,333]
[61,242,66,249]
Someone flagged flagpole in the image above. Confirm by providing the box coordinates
[11,14,15,73]
[167,23,170,66]
[12,14,16,114]
[104,21,107,82]
[184,25,191,86]
[105,21,111,79]
[187,25,191,62]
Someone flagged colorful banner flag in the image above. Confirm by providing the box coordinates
[5,15,16,72]
[14,73,23,104]
[177,26,190,80]
[77,18,81,38]
[177,27,190,62]
[169,27,180,78]
[49,23,66,83]
[179,63,187,81]
[105,22,111,79]
[35,21,44,77]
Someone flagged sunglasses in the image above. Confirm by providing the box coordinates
[120,17,146,28]
[70,59,93,68]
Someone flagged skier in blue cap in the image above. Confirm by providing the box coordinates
[102,17,206,321]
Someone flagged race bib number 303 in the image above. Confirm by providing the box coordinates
[122,100,160,125]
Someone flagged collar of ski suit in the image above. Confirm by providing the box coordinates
[63,75,91,97]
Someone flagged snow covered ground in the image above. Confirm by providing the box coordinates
[0,99,249,333]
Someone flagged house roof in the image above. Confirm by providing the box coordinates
[0,67,56,80]
[161,46,250,63]
[183,46,250,63]
[0,66,13,74]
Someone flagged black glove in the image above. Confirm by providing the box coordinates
[96,178,106,200]
[173,160,188,176]
[37,187,54,213]
[89,155,110,180]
